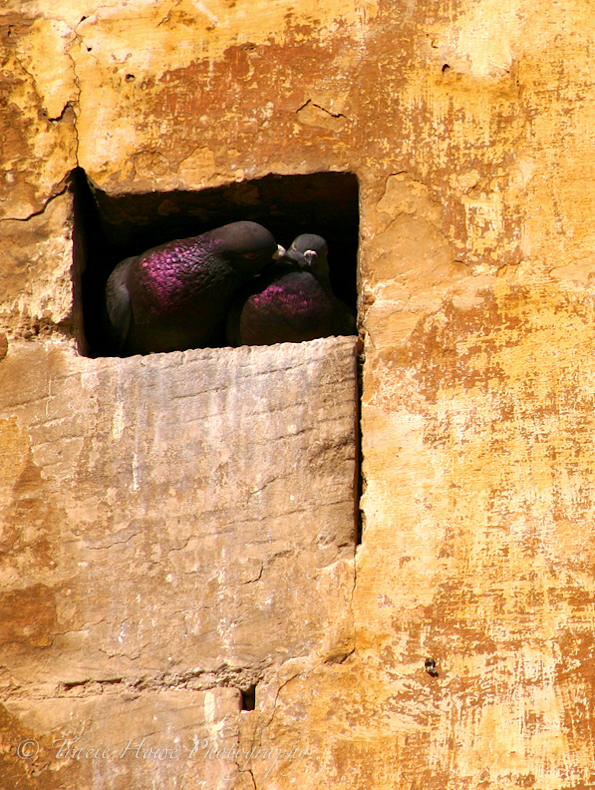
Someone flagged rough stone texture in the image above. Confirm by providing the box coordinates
[5,688,248,790]
[0,192,75,338]
[0,337,358,788]
[4,0,595,788]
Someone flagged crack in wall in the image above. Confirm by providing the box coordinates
[4,665,267,701]
[296,98,348,120]
[0,185,69,225]
[46,99,76,123]
[1,21,363,780]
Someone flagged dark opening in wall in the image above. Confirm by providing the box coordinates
[241,684,256,711]
[74,169,359,357]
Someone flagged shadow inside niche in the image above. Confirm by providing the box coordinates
[241,685,256,711]
[74,169,359,358]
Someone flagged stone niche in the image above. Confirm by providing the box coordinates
[75,169,359,356]
[0,11,364,782]
[0,23,363,783]
[0,165,361,790]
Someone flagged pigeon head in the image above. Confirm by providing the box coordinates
[286,233,330,276]
[206,221,285,274]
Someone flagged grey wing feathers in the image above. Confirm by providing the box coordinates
[105,257,135,352]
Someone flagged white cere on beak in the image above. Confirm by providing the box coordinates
[302,250,318,266]
[273,244,286,260]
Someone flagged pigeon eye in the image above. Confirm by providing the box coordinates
[244,252,259,259]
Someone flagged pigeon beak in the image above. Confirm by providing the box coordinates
[302,250,318,267]
[272,244,286,260]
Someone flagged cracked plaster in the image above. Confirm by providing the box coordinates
[5,0,595,788]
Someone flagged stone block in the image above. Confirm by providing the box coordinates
[0,336,358,787]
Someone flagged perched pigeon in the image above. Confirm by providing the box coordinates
[226,233,356,346]
[105,221,284,355]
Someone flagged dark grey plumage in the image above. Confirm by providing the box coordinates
[226,233,356,347]
[105,221,283,355]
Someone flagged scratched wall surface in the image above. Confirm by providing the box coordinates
[0,337,358,789]
[3,0,595,787]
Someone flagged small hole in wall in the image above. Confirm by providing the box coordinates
[241,685,256,711]
[73,169,359,357]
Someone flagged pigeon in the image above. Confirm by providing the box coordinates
[226,233,356,347]
[105,221,284,355]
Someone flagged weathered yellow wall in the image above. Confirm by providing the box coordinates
[2,0,595,787]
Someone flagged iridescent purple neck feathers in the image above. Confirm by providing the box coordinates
[105,221,283,355]
[226,233,356,347]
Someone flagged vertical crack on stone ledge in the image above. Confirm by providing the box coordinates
[241,766,257,790]
[355,339,365,548]
[67,20,83,165]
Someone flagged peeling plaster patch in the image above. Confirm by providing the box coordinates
[449,170,481,193]
[517,159,536,188]
[73,0,375,77]
[428,0,521,78]
[549,254,595,284]
[376,172,444,229]
[394,46,525,270]
[297,99,348,132]
[0,192,74,335]
[192,0,219,28]
[0,26,77,221]
[69,0,376,188]
[363,174,461,297]
[15,17,78,120]
[132,150,171,179]
[461,187,506,258]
